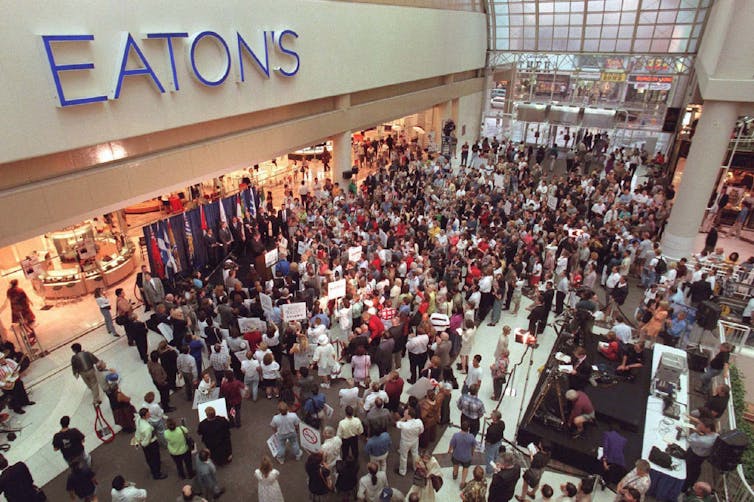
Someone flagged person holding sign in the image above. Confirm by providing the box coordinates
[0,352,34,414]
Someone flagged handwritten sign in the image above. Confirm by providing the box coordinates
[348,246,362,262]
[265,249,279,268]
[267,434,283,458]
[547,195,558,211]
[297,241,308,256]
[281,302,307,321]
[238,317,266,333]
[328,279,346,300]
[193,389,220,410]
[259,293,274,318]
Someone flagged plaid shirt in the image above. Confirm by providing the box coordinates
[457,394,485,420]
[209,351,229,372]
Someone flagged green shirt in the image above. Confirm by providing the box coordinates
[163,426,189,456]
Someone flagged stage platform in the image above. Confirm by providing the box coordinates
[517,330,651,477]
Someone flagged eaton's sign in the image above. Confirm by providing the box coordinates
[41,29,300,107]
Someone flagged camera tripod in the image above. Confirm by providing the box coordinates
[524,367,567,430]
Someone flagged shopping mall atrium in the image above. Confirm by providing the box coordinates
[0,1,753,501]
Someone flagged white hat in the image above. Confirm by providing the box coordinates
[367,307,377,316]
[317,334,329,345]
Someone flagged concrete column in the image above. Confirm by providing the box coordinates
[332,130,352,185]
[662,101,738,259]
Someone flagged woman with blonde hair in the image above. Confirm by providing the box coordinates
[640,301,669,348]
[255,455,284,502]
[290,331,311,370]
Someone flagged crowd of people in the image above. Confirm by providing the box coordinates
[0,129,739,502]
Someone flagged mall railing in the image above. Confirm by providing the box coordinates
[715,320,754,502]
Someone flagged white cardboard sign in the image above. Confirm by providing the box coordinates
[348,246,362,262]
[259,293,274,317]
[197,397,228,420]
[281,302,307,321]
[265,248,279,268]
[238,317,266,333]
[327,279,346,300]
[299,422,322,453]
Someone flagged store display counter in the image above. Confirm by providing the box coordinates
[39,244,136,299]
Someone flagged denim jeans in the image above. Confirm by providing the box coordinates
[244,377,259,401]
[485,440,503,475]
[277,432,301,462]
[699,367,722,393]
[101,308,116,334]
[490,298,504,324]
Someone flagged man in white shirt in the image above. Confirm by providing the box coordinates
[612,316,634,345]
[111,475,147,502]
[395,408,424,476]
[270,402,303,463]
[406,332,429,383]
[363,383,389,412]
[463,354,483,394]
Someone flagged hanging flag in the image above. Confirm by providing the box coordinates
[157,221,178,278]
[165,219,182,274]
[236,194,246,241]
[236,194,245,219]
[149,227,165,278]
[247,187,257,218]
[200,203,208,231]
[218,197,228,224]
[183,212,195,268]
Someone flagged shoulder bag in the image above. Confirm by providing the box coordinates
[181,426,195,451]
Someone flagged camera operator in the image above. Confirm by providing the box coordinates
[571,289,597,346]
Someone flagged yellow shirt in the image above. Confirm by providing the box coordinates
[337,416,364,439]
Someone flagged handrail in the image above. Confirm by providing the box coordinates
[716,320,754,501]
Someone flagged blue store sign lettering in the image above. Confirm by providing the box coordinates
[41,29,300,107]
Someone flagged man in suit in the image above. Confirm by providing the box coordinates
[142,272,165,311]
[218,221,233,259]
[257,210,269,244]
[527,296,549,335]
[277,204,291,238]
[230,217,245,256]
[135,265,150,312]
[204,228,220,267]
[568,346,592,390]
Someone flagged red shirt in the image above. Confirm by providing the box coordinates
[466,265,482,285]
[368,315,385,341]
[569,391,594,424]
[384,377,404,408]
[243,331,263,352]
[220,379,245,406]
[600,341,620,361]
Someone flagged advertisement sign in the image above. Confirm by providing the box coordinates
[328,279,346,300]
[628,75,673,84]
[281,302,307,321]
[600,72,626,82]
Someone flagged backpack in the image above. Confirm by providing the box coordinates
[655,257,667,275]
